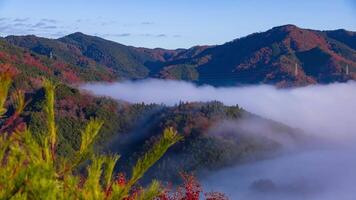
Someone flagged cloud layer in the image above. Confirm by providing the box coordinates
[82,79,356,199]
[82,79,356,141]
[202,146,356,200]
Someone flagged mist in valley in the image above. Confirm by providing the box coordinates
[82,79,356,199]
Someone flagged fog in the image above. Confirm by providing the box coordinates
[207,118,303,151]
[82,79,356,200]
[202,147,356,200]
[82,79,356,141]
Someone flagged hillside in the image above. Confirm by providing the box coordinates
[104,101,304,183]
[3,33,183,80]
[3,33,210,81]
[0,38,115,87]
[4,25,355,87]
[158,25,356,87]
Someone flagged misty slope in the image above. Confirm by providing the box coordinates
[158,25,356,87]
[104,101,304,183]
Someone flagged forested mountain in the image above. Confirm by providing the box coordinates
[3,24,355,87]
[0,37,115,86]
[0,45,305,184]
[106,101,304,183]
[158,25,356,87]
[20,83,304,183]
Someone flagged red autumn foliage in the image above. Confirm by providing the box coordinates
[0,112,26,134]
[102,172,228,200]
[283,25,330,51]
[0,63,18,77]
[104,172,142,200]
[10,54,19,63]
[98,72,115,82]
[116,173,127,187]
[53,61,68,70]
[62,70,81,83]
[158,173,228,200]
[23,53,52,74]
[205,192,229,200]
[0,51,10,61]
[28,77,43,88]
[177,174,202,200]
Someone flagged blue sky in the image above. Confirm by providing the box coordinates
[0,0,355,49]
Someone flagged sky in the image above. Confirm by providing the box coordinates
[0,0,355,49]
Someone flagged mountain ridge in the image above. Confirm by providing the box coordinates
[2,24,355,87]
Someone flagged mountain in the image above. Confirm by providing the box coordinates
[3,24,356,87]
[59,32,153,78]
[4,33,148,79]
[0,26,310,183]
[157,25,356,87]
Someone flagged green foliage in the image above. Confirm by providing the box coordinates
[159,65,199,81]
[0,66,12,115]
[68,119,104,169]
[59,32,151,78]
[131,128,182,185]
[43,79,57,161]
[0,76,182,200]
[137,180,162,200]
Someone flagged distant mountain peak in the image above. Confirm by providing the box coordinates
[60,32,97,42]
[273,24,300,31]
[64,32,87,37]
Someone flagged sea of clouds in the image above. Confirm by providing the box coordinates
[82,79,356,200]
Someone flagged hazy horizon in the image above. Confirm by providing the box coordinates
[1,23,355,50]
